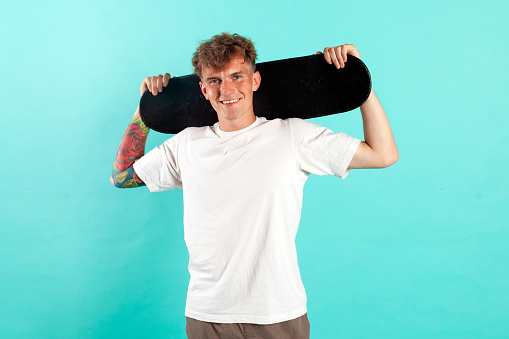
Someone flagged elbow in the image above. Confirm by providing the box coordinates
[110,175,123,188]
[381,149,399,168]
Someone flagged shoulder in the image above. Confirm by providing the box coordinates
[257,117,306,129]
[283,118,329,136]
[165,125,214,144]
[253,117,293,135]
[256,117,329,137]
[178,125,211,136]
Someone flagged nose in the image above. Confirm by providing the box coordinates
[219,80,235,96]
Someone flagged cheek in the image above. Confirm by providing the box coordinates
[243,85,253,97]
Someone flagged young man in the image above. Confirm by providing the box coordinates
[111,33,398,339]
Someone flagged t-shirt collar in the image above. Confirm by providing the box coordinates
[213,117,261,138]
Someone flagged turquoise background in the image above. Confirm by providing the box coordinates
[1,0,508,338]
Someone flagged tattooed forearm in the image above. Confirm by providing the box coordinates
[111,109,149,188]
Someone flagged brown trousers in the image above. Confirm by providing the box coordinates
[185,313,310,339]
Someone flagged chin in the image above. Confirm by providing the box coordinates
[220,111,243,121]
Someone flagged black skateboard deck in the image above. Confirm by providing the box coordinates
[139,54,371,134]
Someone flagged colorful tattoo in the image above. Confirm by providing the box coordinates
[111,113,149,188]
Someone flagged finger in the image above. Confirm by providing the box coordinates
[157,74,164,92]
[329,47,342,69]
[316,51,323,55]
[335,46,346,68]
[150,76,158,95]
[147,77,153,95]
[163,72,171,86]
[140,78,149,96]
[323,47,332,64]
[341,45,348,64]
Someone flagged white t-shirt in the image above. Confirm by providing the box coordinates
[133,117,360,324]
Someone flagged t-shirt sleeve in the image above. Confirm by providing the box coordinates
[133,134,183,192]
[289,118,361,179]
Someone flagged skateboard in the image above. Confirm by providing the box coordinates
[139,54,371,134]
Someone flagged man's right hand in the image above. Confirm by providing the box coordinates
[140,73,172,96]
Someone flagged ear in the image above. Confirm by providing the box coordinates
[252,71,261,92]
[199,82,209,100]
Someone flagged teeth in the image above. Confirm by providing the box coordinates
[222,99,240,104]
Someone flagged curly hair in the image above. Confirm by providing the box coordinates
[192,33,257,79]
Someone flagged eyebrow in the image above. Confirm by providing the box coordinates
[204,70,247,82]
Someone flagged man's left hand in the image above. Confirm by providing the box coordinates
[316,44,361,69]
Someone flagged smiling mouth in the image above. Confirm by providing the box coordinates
[220,98,240,104]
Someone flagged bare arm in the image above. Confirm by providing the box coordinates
[350,89,398,168]
[319,45,398,169]
[110,73,171,188]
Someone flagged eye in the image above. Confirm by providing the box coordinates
[233,75,242,80]
[209,79,220,85]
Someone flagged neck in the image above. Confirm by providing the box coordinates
[217,113,256,132]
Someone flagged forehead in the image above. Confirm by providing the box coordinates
[202,56,253,78]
